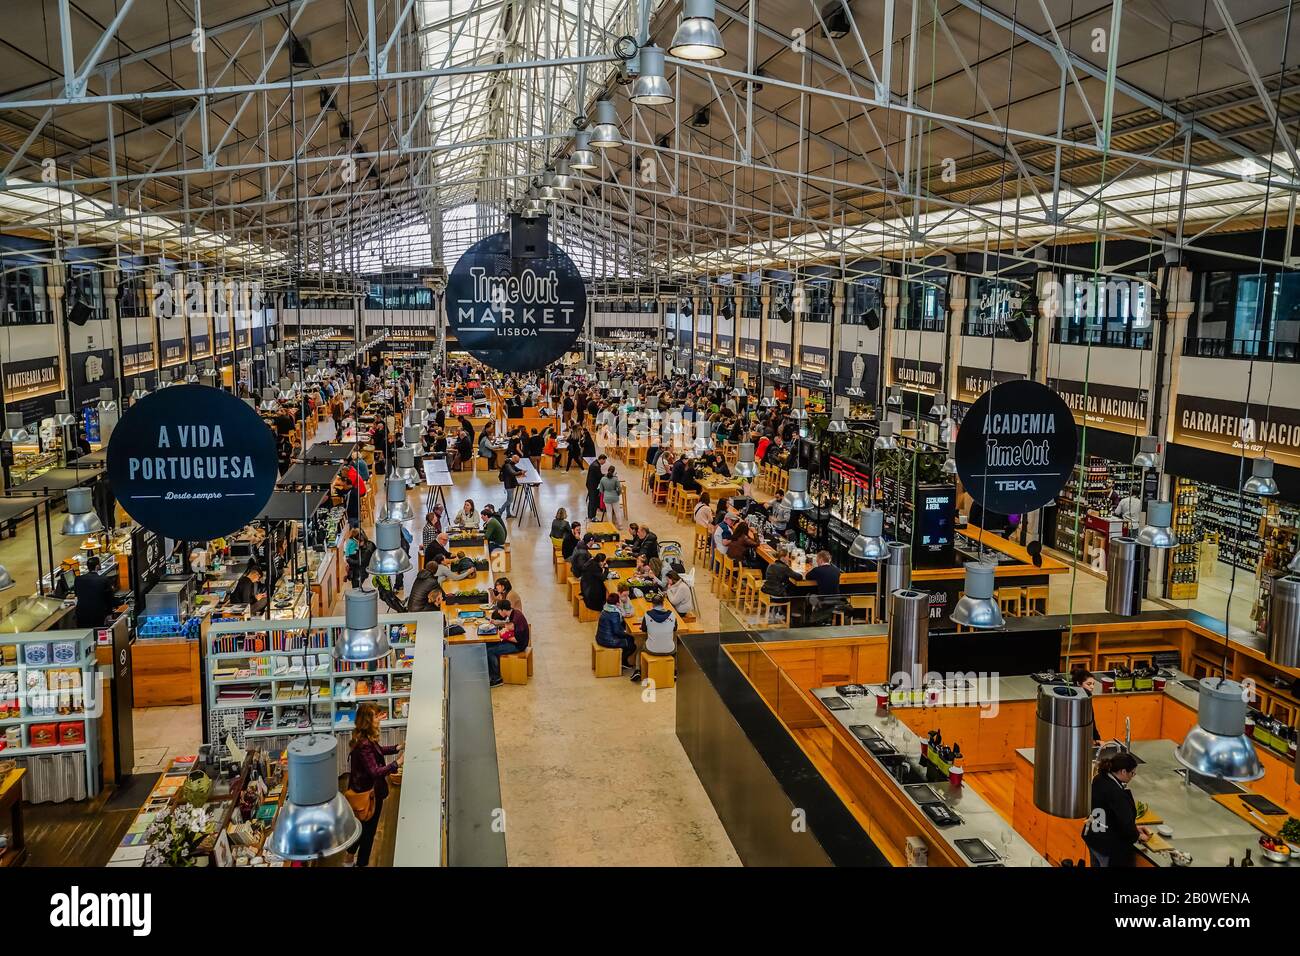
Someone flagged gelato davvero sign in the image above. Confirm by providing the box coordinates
[446,229,587,373]
[106,384,278,541]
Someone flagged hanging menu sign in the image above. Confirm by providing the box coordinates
[955,379,1077,514]
[738,337,760,361]
[1173,394,1300,468]
[800,344,829,373]
[1046,377,1148,433]
[890,357,943,393]
[445,216,586,373]
[957,366,1024,405]
[106,384,278,541]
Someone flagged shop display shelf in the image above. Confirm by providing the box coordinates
[0,713,87,726]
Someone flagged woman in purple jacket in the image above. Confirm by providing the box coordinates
[345,703,403,867]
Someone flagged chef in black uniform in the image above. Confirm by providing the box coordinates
[228,564,268,614]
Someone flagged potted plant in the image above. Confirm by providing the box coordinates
[144,804,213,867]
[1279,816,1300,854]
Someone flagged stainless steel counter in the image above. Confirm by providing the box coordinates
[812,686,1047,866]
[1017,739,1293,868]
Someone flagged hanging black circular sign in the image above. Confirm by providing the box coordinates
[106,384,278,541]
[955,378,1076,516]
[445,227,586,373]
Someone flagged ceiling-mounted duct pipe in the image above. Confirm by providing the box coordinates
[1105,537,1146,617]
[1033,684,1094,818]
[887,589,929,692]
[1268,575,1300,669]
[876,542,911,623]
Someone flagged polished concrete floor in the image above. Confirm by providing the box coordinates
[0,420,1269,865]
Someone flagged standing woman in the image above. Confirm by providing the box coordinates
[599,465,625,528]
[1081,752,1150,867]
[345,703,403,867]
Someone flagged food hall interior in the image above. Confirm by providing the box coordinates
[0,0,1298,878]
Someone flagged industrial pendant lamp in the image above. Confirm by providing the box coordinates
[950,562,1004,629]
[130,378,149,403]
[873,420,898,451]
[570,130,598,170]
[1132,435,1160,469]
[789,395,809,421]
[334,587,390,662]
[96,388,117,413]
[849,508,889,560]
[553,159,575,190]
[383,474,415,522]
[391,446,420,487]
[930,392,948,419]
[733,443,759,478]
[631,44,674,104]
[885,385,902,407]
[783,469,813,510]
[1243,457,1279,497]
[942,441,958,476]
[538,176,559,202]
[1135,500,1177,549]
[589,100,622,149]
[61,487,104,536]
[731,380,747,398]
[693,421,714,454]
[759,386,777,408]
[184,364,200,384]
[826,408,849,433]
[53,400,77,428]
[278,377,297,401]
[1175,678,1264,781]
[368,519,412,575]
[670,0,725,60]
[266,734,362,860]
[0,564,14,591]
[259,387,279,412]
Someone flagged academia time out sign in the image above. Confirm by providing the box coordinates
[446,228,586,373]
[106,384,278,541]
[955,379,1076,515]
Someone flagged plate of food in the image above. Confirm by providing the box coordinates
[1259,835,1291,863]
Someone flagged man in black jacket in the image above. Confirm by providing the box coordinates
[580,553,610,611]
[561,521,582,560]
[585,453,607,520]
[499,453,523,518]
[406,567,442,612]
[73,556,118,628]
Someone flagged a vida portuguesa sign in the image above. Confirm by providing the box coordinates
[106,384,277,541]
[445,216,586,373]
[955,379,1077,515]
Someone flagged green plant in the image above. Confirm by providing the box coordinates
[1280,817,1300,843]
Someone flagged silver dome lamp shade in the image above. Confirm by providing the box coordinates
[873,420,898,451]
[826,408,849,433]
[759,386,777,409]
[930,392,948,419]
[848,508,889,560]
[402,424,423,448]
[1132,435,1160,469]
[1135,500,1177,549]
[277,377,297,401]
[1243,457,1279,496]
[885,385,902,407]
[265,734,362,861]
[391,445,421,486]
[130,378,149,403]
[731,380,747,398]
[53,399,77,428]
[1174,678,1264,781]
[259,387,279,411]
[184,364,200,384]
[693,421,714,454]
[1,414,29,443]
[334,587,390,662]
[552,158,575,190]
[669,0,725,60]
[61,486,104,536]
[589,100,622,149]
[733,443,759,479]
[789,395,809,421]
[950,561,1004,629]
[383,474,415,522]
[570,130,598,170]
[782,469,813,511]
[942,441,958,476]
[631,44,674,104]
[538,175,559,202]
[368,519,412,575]
[0,564,14,591]
[96,387,117,413]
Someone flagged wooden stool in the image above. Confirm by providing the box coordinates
[848,594,877,624]
[756,591,792,627]
[577,600,600,623]
[500,646,533,685]
[715,555,739,597]
[592,642,623,678]
[555,551,569,584]
[693,528,711,563]
[640,651,675,689]
[666,483,680,514]
[502,544,512,572]
[996,587,1023,617]
[641,461,654,493]
[651,476,670,506]
[676,491,699,523]
[1025,585,1049,616]
[736,567,763,614]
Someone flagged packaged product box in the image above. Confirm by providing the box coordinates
[50,640,79,664]
[0,644,17,666]
[22,642,50,666]
[58,722,85,746]
[28,722,59,747]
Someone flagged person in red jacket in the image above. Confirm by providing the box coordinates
[345,703,403,867]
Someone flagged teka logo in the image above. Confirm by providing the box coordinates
[49,887,151,936]
[996,479,1037,491]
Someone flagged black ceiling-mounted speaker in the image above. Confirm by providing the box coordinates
[67,298,93,326]
[775,301,794,323]
[338,119,352,138]
[690,106,710,127]
[680,299,693,317]
[720,297,735,320]
[318,87,336,111]
[509,212,548,259]
[821,1,851,38]
[289,34,312,70]
[655,133,672,149]
[1006,308,1033,342]
[860,308,880,330]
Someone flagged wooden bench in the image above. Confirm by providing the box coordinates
[639,650,675,689]
[500,645,533,685]
[592,642,623,678]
